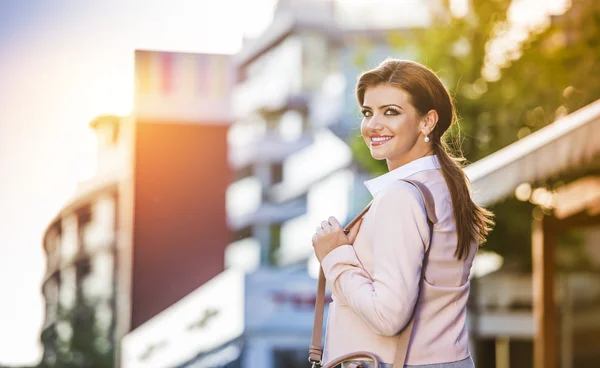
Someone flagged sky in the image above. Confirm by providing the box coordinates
[0,0,276,365]
[0,0,570,365]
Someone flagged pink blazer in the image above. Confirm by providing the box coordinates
[321,157,476,366]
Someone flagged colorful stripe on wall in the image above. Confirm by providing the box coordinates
[135,50,231,99]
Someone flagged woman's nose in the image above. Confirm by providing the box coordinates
[366,114,383,130]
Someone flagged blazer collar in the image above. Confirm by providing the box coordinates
[364,155,441,197]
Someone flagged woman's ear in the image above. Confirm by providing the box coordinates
[421,109,439,136]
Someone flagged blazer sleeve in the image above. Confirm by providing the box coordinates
[320,182,431,336]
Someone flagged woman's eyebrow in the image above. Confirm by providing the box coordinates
[379,104,403,110]
[361,104,403,110]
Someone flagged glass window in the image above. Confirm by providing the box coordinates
[83,195,116,252]
[270,163,283,185]
[269,224,282,265]
[279,111,304,141]
[233,164,254,182]
[45,224,61,254]
[95,300,113,334]
[56,320,73,342]
[82,253,114,301]
[228,118,267,148]
[60,215,79,263]
[44,276,59,328]
[279,214,310,265]
[45,225,62,271]
[225,238,261,272]
[59,267,77,310]
[77,206,92,253]
[227,176,262,219]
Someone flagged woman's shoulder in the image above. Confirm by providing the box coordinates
[376,179,424,201]
[369,180,431,244]
[372,180,427,215]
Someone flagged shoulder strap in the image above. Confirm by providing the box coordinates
[391,179,436,367]
[309,179,437,367]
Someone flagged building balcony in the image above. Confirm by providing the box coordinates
[229,132,313,171]
[227,198,306,231]
[42,245,116,289]
[233,81,308,123]
[255,93,309,118]
[268,129,353,203]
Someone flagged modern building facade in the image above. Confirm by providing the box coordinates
[121,267,328,368]
[225,0,435,274]
[40,159,120,367]
[120,1,441,367]
[40,50,234,367]
[40,115,132,367]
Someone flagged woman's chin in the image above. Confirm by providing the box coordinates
[370,153,388,161]
[369,144,394,160]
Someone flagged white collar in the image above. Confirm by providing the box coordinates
[364,155,441,197]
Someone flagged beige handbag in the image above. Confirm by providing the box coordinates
[309,179,437,368]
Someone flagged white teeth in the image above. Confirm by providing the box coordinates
[372,137,392,142]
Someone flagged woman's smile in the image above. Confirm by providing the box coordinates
[370,135,394,147]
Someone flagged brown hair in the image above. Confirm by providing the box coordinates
[356,59,494,259]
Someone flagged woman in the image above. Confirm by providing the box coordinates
[312,59,494,368]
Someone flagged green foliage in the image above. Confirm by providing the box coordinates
[478,1,600,158]
[349,130,388,176]
[39,296,114,368]
[349,0,600,269]
[484,198,535,272]
[270,224,282,265]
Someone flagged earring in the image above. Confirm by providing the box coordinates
[424,135,430,143]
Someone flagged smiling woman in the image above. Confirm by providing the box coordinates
[311,59,494,368]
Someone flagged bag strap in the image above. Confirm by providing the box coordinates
[309,179,437,367]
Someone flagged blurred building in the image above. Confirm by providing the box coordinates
[116,2,600,367]
[120,1,444,367]
[226,0,435,273]
[39,1,600,367]
[121,268,326,368]
[40,50,234,367]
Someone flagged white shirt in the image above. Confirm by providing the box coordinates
[364,155,441,197]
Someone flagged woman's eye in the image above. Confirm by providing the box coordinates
[361,110,372,117]
[385,108,399,116]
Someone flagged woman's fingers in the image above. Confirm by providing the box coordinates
[328,216,341,230]
[346,218,364,243]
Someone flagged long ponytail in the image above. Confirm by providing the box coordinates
[433,140,494,259]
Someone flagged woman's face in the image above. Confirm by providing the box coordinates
[360,84,425,169]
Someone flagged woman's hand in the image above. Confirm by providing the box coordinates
[312,216,363,263]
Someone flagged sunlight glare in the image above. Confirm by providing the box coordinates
[482,0,571,81]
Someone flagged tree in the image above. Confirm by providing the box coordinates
[350,0,600,270]
[38,297,114,368]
